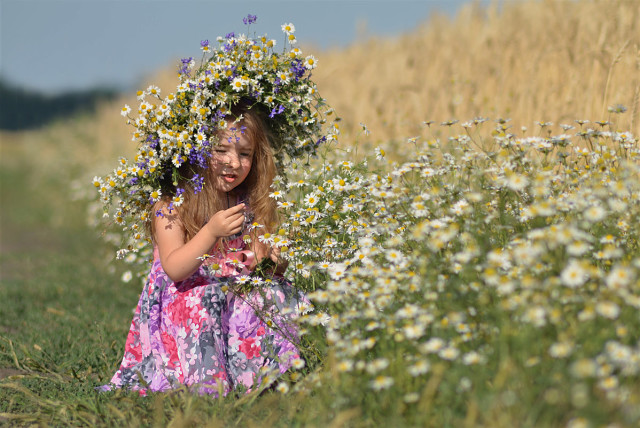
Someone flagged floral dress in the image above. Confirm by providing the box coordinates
[99,219,306,396]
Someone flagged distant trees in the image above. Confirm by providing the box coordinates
[0,78,119,130]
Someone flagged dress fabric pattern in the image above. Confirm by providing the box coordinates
[100,230,305,395]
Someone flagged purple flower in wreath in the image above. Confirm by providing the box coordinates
[269,105,285,118]
[243,14,257,25]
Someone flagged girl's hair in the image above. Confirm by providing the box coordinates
[150,99,278,243]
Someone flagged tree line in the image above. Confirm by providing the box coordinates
[0,77,119,131]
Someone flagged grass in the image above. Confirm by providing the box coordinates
[0,129,364,427]
[5,118,639,427]
[0,141,286,426]
[0,150,131,423]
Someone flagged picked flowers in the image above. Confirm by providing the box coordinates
[94,15,339,260]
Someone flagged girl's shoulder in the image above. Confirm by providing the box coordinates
[152,200,185,238]
[153,200,182,220]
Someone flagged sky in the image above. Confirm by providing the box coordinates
[1,0,480,95]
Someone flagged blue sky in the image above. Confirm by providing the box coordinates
[1,0,479,94]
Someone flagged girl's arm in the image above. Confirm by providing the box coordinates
[154,202,246,282]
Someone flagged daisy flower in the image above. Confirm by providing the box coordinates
[328,263,347,280]
[407,360,430,376]
[304,55,317,69]
[595,301,620,319]
[281,23,295,34]
[276,382,289,394]
[369,376,394,391]
[560,260,588,288]
[548,342,573,358]
[231,77,246,92]
[236,275,251,284]
[121,271,133,283]
[269,190,284,200]
[303,192,319,207]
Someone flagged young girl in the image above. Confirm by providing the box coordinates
[100,101,306,395]
[96,18,337,395]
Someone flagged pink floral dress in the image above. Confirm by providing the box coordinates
[100,221,305,395]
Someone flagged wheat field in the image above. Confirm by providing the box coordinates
[314,0,640,142]
[4,0,638,178]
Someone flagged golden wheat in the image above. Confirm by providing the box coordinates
[2,0,638,177]
[311,0,640,143]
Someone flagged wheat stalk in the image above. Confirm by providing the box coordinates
[601,40,630,118]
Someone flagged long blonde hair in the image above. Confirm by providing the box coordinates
[150,100,278,243]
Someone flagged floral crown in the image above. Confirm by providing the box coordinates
[94,15,339,258]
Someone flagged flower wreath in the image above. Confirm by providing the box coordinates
[94,15,339,260]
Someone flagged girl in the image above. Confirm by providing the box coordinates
[100,101,306,395]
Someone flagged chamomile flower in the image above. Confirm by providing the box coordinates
[570,358,597,378]
[549,341,574,358]
[304,55,317,69]
[269,190,284,200]
[595,301,620,319]
[235,275,250,284]
[172,194,184,206]
[605,265,634,289]
[303,192,319,207]
[462,351,485,365]
[420,337,445,354]
[328,263,347,280]
[583,204,606,222]
[561,260,588,288]
[369,376,394,391]
[149,189,162,202]
[438,346,460,361]
[407,360,430,376]
[291,357,305,370]
[230,77,246,92]
[276,382,289,394]
[281,23,295,34]
[505,172,528,191]
[598,375,618,391]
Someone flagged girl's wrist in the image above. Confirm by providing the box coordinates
[202,221,220,243]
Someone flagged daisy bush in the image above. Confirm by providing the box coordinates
[266,114,640,425]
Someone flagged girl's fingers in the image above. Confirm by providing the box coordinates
[231,213,245,225]
[223,209,245,224]
[224,214,245,235]
[225,203,245,215]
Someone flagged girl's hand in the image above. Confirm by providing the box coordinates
[269,246,289,276]
[206,203,245,240]
[154,202,248,283]
[251,243,288,276]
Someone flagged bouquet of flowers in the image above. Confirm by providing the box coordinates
[93,15,339,265]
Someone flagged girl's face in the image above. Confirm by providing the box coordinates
[210,126,254,194]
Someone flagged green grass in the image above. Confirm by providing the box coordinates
[4,120,640,427]
[1,157,130,423]
[0,139,351,427]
